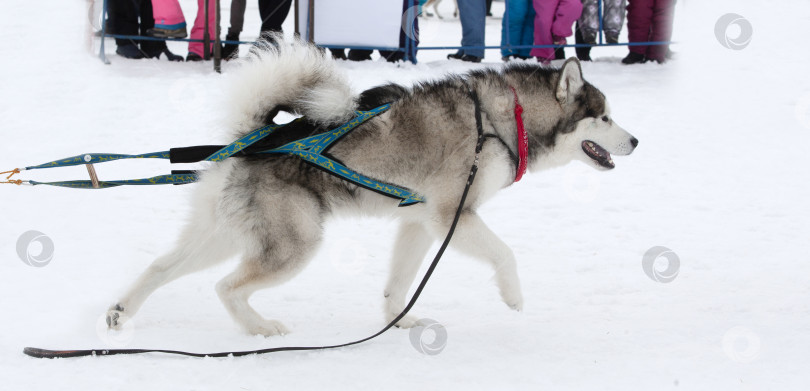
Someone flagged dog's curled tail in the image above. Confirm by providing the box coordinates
[224,32,356,137]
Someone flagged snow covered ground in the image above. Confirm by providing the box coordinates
[1,0,809,390]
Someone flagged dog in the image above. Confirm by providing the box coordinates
[105,36,638,336]
[422,0,458,19]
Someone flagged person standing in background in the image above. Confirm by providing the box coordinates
[186,0,217,61]
[107,0,183,60]
[574,0,626,61]
[531,0,582,64]
[221,0,246,59]
[221,0,293,60]
[148,0,188,38]
[622,0,674,64]
[448,0,486,62]
[500,0,535,61]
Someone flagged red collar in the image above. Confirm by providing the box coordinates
[509,87,529,182]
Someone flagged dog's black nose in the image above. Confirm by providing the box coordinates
[630,137,639,148]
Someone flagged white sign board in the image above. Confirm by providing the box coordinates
[297,0,403,48]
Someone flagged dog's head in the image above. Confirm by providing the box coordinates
[512,59,638,172]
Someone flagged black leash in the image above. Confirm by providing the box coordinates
[23,86,486,359]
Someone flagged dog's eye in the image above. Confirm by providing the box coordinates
[601,116,609,122]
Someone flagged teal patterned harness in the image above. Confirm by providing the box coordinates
[17,104,424,206]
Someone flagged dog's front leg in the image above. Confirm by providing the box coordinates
[384,221,435,328]
[437,211,524,311]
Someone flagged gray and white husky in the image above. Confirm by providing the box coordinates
[106,38,638,336]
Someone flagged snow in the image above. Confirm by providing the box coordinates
[1,0,809,390]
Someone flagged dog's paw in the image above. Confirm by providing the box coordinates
[388,313,420,329]
[501,290,524,312]
[105,304,126,329]
[248,320,289,337]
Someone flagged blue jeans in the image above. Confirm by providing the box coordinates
[501,0,535,58]
[456,0,486,58]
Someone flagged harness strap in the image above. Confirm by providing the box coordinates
[258,104,422,206]
[11,104,422,205]
[27,173,200,189]
[23,85,487,360]
[24,152,171,170]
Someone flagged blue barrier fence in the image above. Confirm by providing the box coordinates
[96,0,672,67]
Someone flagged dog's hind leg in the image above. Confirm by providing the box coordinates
[431,211,524,312]
[215,197,324,336]
[383,221,435,328]
[106,221,237,329]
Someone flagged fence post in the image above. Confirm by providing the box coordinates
[404,0,414,64]
[294,0,299,37]
[307,0,315,43]
[204,0,211,59]
[214,0,221,72]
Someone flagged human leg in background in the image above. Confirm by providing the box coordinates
[107,0,181,60]
[107,0,144,58]
[577,0,598,43]
[222,0,246,59]
[139,0,182,60]
[532,0,576,63]
[574,0,596,61]
[550,0,583,59]
[531,0,561,62]
[623,0,652,64]
[449,0,485,61]
[348,50,373,61]
[259,0,293,33]
[644,0,674,62]
[501,0,534,60]
[519,5,536,58]
[574,23,591,61]
[149,0,187,38]
[187,0,217,61]
[602,0,626,44]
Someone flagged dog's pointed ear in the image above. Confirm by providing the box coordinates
[556,58,584,104]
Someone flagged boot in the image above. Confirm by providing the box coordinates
[186,52,204,62]
[553,35,566,60]
[621,52,647,64]
[574,28,592,61]
[222,31,240,60]
[116,43,144,59]
[141,40,183,62]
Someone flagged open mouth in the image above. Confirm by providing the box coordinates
[582,140,614,169]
